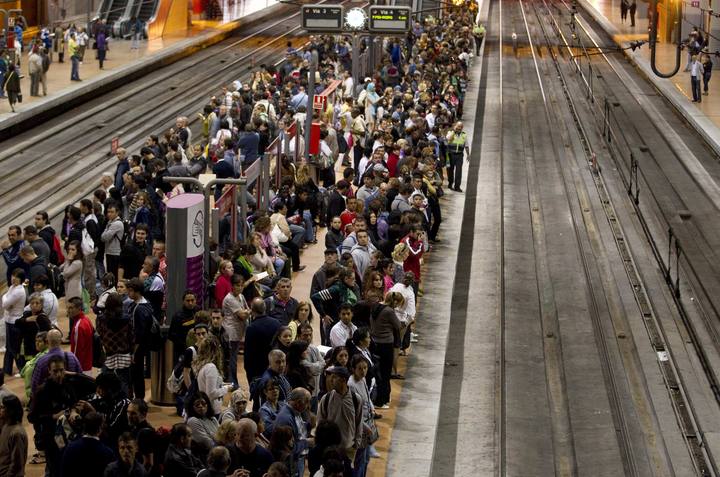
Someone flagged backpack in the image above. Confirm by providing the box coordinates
[80,228,95,255]
[51,235,65,265]
[47,263,65,298]
[166,346,196,393]
[92,328,106,368]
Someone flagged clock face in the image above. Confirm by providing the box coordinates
[345,7,367,30]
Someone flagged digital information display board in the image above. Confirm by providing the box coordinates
[302,5,344,31]
[368,6,411,33]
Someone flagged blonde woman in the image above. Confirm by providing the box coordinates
[215,420,240,447]
[391,242,410,284]
[193,335,232,416]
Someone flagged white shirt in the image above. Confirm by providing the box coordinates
[2,284,26,324]
[691,60,704,77]
[390,282,416,325]
[343,77,354,98]
[329,320,357,348]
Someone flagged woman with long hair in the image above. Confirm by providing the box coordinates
[271,326,293,355]
[192,336,232,417]
[60,240,84,301]
[184,391,220,464]
[362,271,384,300]
[287,301,313,341]
[214,259,234,307]
[285,341,313,392]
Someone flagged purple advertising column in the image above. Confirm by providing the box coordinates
[166,193,206,320]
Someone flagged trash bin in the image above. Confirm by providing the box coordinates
[150,325,175,406]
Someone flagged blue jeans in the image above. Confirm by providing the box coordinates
[3,323,24,375]
[229,340,240,387]
[302,211,315,241]
[353,446,369,477]
[71,55,80,80]
[691,76,701,101]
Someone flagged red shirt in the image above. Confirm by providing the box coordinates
[215,273,233,306]
[71,313,94,371]
[340,210,357,235]
[402,234,424,280]
[387,153,400,177]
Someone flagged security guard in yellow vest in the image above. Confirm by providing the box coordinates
[446,121,470,192]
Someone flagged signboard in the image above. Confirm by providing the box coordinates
[691,0,700,6]
[302,5,344,31]
[313,95,327,111]
[368,6,411,33]
[166,193,205,311]
[111,136,119,155]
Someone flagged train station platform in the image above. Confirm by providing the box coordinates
[0,0,291,140]
[576,0,720,155]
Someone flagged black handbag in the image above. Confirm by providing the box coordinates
[17,92,22,103]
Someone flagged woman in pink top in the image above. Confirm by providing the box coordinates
[214,260,233,307]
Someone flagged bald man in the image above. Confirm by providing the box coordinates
[31,329,83,394]
[227,418,273,476]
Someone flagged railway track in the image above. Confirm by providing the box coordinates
[489,0,720,473]
[0,0,351,235]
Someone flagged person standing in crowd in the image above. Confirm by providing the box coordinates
[691,54,704,103]
[96,27,107,69]
[28,355,79,477]
[164,423,204,477]
[60,412,114,477]
[2,63,20,111]
[105,433,148,477]
[28,47,42,96]
[67,297,93,373]
[222,275,251,387]
[102,203,125,281]
[629,1,637,27]
[317,366,364,462]
[244,298,281,391]
[0,394,28,477]
[2,269,26,376]
[445,121,470,192]
[126,277,154,399]
[68,32,81,81]
[76,27,89,62]
[703,52,713,96]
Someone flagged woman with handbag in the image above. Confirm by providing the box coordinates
[3,64,21,112]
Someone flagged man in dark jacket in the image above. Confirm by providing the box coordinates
[1,225,26,283]
[104,432,148,477]
[114,148,130,192]
[265,388,312,475]
[19,245,48,288]
[237,124,260,167]
[28,355,79,477]
[23,225,50,262]
[126,278,155,399]
[118,224,151,281]
[326,180,349,225]
[60,412,115,477]
[263,278,299,326]
[65,206,85,249]
[168,291,200,362]
[243,299,281,391]
[34,211,59,264]
[164,423,203,477]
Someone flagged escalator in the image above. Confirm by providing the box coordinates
[106,0,131,35]
[96,0,115,21]
[115,0,159,38]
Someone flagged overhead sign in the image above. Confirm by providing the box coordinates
[368,6,411,33]
[302,5,344,32]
